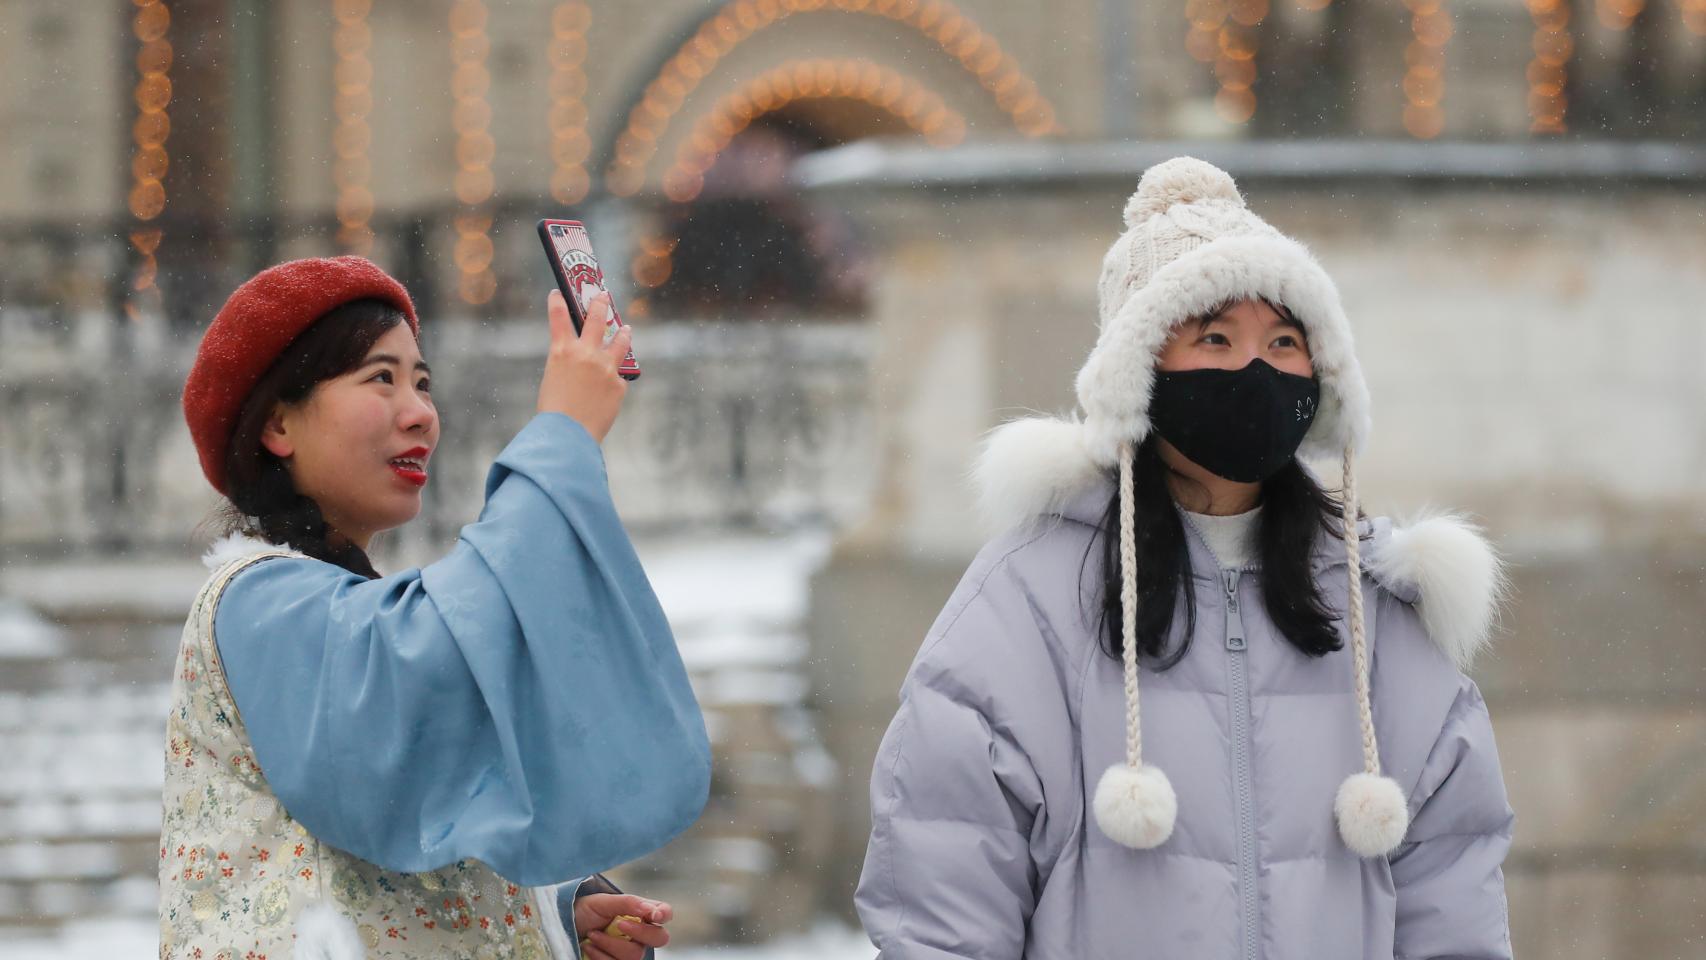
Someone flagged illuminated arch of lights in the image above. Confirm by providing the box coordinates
[628,59,966,309]
[1526,0,1571,133]
[128,0,173,297]
[1401,0,1453,139]
[606,0,1059,197]
[1684,0,1706,34]
[550,2,593,205]
[659,58,968,203]
[1595,0,1643,29]
[450,0,497,304]
[1595,0,1703,32]
[1183,0,1266,125]
[333,0,374,253]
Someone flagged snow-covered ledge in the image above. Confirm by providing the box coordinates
[795,138,1706,191]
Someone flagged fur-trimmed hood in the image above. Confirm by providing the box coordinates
[201,532,303,571]
[972,414,1506,671]
[1078,156,1371,469]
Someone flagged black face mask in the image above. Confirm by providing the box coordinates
[1149,359,1320,483]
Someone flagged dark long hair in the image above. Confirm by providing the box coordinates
[216,299,411,579]
[1087,434,1346,669]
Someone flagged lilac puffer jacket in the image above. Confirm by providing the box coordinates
[856,482,1514,960]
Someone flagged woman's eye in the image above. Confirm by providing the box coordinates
[1273,336,1298,349]
[370,370,394,384]
[1200,333,1230,346]
[417,379,432,393]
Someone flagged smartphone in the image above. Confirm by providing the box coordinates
[537,218,640,380]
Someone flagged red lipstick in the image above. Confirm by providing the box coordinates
[388,446,431,487]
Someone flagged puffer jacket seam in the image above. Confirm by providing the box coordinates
[1262,852,1369,866]
[1110,848,1238,868]
[1065,638,1098,850]
[887,814,1028,836]
[876,700,915,948]
[1393,829,1508,842]
[877,528,1052,952]
[1400,682,1476,812]
[916,530,1054,665]
[1024,613,1098,894]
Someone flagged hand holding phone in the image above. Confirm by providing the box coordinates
[538,218,640,380]
[536,287,630,443]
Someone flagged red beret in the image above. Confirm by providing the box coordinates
[183,256,419,496]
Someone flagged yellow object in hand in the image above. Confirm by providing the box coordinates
[604,914,642,940]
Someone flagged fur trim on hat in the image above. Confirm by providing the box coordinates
[294,900,364,960]
[201,531,303,571]
[972,416,1102,533]
[1367,513,1506,671]
[1076,232,1372,469]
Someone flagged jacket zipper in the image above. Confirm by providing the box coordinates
[1223,569,1260,960]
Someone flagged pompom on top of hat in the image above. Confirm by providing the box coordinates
[1123,156,1245,228]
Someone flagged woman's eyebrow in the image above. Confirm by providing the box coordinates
[1268,309,1305,333]
[364,353,432,375]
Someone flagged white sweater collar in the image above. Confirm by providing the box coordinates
[1182,507,1262,570]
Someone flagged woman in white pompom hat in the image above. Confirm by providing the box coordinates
[855,157,1515,959]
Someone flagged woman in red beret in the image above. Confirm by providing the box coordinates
[164,256,710,960]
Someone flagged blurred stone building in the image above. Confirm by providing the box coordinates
[1,0,1704,954]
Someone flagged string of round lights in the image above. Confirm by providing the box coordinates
[1401,0,1452,139]
[549,2,593,206]
[627,234,679,317]
[1525,0,1572,133]
[333,0,374,254]
[1680,0,1706,34]
[450,0,496,304]
[128,0,173,297]
[1183,0,1267,125]
[658,57,968,203]
[1594,0,1643,29]
[605,0,1058,197]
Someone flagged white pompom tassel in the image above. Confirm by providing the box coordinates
[1094,762,1178,849]
[296,900,365,960]
[1333,451,1408,858]
[1335,772,1409,857]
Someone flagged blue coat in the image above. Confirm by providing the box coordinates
[212,412,711,887]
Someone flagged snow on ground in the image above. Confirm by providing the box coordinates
[635,530,832,632]
[666,923,874,959]
[5,917,876,960]
[0,597,66,657]
[636,531,832,714]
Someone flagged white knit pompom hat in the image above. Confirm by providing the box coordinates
[1074,157,1406,859]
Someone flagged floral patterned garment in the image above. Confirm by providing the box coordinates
[159,550,573,960]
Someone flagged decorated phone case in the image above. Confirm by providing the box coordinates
[537,218,640,380]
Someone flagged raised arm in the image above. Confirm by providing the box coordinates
[215,412,710,885]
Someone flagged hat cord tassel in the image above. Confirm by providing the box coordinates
[1334,447,1411,857]
[1092,442,1178,850]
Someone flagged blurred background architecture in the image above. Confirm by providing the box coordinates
[1,0,1704,955]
